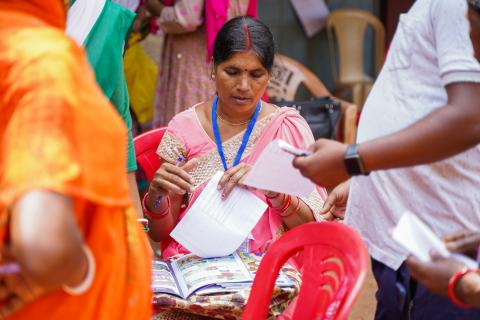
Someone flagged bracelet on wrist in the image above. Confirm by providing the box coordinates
[278,194,292,213]
[62,245,95,295]
[278,196,301,218]
[142,192,171,220]
[448,268,476,308]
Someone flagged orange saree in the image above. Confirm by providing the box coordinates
[0,1,151,319]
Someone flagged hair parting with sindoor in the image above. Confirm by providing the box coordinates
[213,16,276,72]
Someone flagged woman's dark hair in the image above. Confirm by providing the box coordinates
[213,16,275,72]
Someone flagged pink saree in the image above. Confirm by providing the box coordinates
[157,104,327,260]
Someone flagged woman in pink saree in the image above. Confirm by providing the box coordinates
[144,16,328,260]
[143,16,328,318]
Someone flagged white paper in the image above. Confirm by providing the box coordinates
[290,0,330,38]
[243,140,316,197]
[392,212,478,269]
[170,172,267,258]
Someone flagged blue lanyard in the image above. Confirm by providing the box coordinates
[212,96,261,171]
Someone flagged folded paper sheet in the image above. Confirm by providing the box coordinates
[170,172,267,258]
[392,211,477,268]
[243,140,315,197]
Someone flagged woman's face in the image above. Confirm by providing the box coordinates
[213,50,270,113]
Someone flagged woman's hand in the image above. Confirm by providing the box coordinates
[406,255,466,298]
[148,159,198,199]
[144,0,165,16]
[217,163,254,199]
[0,248,47,318]
[444,231,480,259]
[319,180,350,220]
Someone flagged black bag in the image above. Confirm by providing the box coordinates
[273,96,342,140]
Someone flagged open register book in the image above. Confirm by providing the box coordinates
[152,252,294,299]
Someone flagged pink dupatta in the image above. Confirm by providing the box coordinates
[161,107,327,260]
[162,0,258,59]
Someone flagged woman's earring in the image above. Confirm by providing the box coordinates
[211,74,215,79]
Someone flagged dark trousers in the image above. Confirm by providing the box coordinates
[372,258,480,320]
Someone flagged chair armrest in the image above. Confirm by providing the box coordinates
[335,98,358,144]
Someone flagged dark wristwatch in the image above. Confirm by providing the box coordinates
[343,144,369,176]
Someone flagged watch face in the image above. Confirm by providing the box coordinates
[344,144,367,176]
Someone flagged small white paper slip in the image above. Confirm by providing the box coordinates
[243,139,316,197]
[290,0,330,38]
[392,212,478,269]
[170,172,267,258]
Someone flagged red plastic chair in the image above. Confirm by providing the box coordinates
[133,127,167,182]
[243,222,368,320]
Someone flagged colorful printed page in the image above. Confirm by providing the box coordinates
[171,253,253,298]
[238,252,294,288]
[151,260,182,297]
[152,253,296,299]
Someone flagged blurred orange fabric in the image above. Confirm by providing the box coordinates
[0,1,151,319]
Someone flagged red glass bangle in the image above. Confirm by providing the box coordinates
[448,268,476,308]
[278,194,292,213]
[142,192,171,220]
[278,196,301,218]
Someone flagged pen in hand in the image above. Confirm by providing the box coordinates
[154,156,183,208]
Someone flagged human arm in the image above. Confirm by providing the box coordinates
[407,256,480,307]
[0,191,89,318]
[143,159,198,242]
[145,0,204,34]
[294,82,480,188]
[144,0,165,16]
[444,231,480,259]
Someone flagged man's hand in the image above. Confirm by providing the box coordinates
[319,180,350,219]
[293,139,349,189]
[407,255,466,298]
[444,231,480,259]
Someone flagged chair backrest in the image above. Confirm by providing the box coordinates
[268,54,330,102]
[326,9,385,84]
[267,54,358,144]
[242,222,368,320]
[133,127,166,182]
